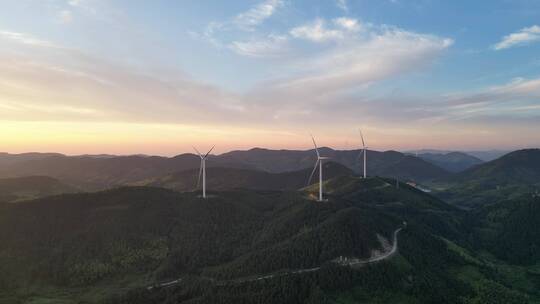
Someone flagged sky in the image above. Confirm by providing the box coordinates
[0,0,539,155]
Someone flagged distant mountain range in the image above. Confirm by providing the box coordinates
[416,152,483,172]
[406,149,509,162]
[0,148,450,190]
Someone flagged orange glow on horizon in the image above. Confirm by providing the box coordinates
[1,121,535,156]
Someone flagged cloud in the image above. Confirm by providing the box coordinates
[234,0,284,31]
[275,27,453,95]
[290,18,360,42]
[0,31,57,48]
[192,0,285,54]
[229,34,289,57]
[336,0,348,12]
[0,32,246,125]
[493,25,540,50]
[335,17,361,31]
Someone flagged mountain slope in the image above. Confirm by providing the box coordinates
[145,161,353,192]
[0,154,205,190]
[457,149,540,185]
[436,149,540,207]
[219,148,449,182]
[0,176,77,202]
[1,177,535,303]
[471,194,540,265]
[0,185,400,302]
[418,152,483,172]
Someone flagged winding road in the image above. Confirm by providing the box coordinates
[148,224,405,290]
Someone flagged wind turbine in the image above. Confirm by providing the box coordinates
[193,145,215,199]
[307,135,329,202]
[359,130,368,178]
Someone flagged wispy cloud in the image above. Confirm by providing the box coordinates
[229,34,289,57]
[336,0,348,12]
[493,25,540,50]
[277,27,453,96]
[234,0,284,31]
[0,31,57,48]
[290,17,360,42]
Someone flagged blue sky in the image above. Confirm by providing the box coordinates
[0,0,539,155]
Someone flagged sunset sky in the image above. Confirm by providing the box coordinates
[1,0,539,155]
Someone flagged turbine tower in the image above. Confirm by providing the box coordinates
[193,145,215,199]
[307,135,329,202]
[359,129,368,178]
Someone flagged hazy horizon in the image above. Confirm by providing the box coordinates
[0,146,520,158]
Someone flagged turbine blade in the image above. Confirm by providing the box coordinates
[359,129,365,148]
[204,145,215,158]
[196,160,203,189]
[307,160,320,186]
[311,134,320,157]
[192,146,202,157]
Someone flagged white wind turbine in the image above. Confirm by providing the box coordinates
[193,145,215,199]
[307,135,329,202]
[359,130,368,178]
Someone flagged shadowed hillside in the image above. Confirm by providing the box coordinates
[218,148,449,182]
[144,161,353,192]
[0,176,77,202]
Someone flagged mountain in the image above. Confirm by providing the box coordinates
[406,150,509,162]
[219,148,449,182]
[144,161,354,192]
[0,152,64,167]
[418,152,483,172]
[0,177,536,303]
[465,150,510,162]
[435,149,540,208]
[457,149,540,185]
[0,153,205,190]
[0,176,78,202]
[0,149,449,191]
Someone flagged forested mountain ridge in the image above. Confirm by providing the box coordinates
[434,149,540,207]
[0,176,536,303]
[0,148,449,192]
